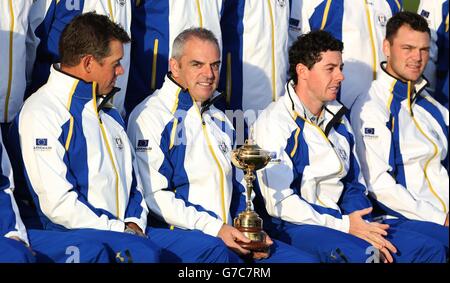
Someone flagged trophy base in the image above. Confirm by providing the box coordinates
[235,227,268,252]
[235,240,268,252]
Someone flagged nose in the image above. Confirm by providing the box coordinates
[203,64,215,79]
[115,65,125,76]
[335,69,345,82]
[411,48,422,61]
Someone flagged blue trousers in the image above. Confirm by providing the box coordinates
[147,227,234,263]
[66,229,161,263]
[234,239,320,263]
[383,219,449,256]
[269,220,446,263]
[0,237,36,263]
[28,229,111,263]
[147,227,318,263]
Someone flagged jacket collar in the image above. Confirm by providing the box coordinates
[283,80,348,136]
[379,62,429,101]
[48,64,96,100]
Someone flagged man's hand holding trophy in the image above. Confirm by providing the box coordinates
[231,139,273,259]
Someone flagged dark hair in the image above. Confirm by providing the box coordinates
[288,30,343,84]
[171,27,220,60]
[59,12,130,66]
[386,11,430,44]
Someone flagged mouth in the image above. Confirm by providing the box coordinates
[406,64,421,72]
[197,81,214,88]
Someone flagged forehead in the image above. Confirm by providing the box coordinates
[392,25,430,45]
[315,50,343,66]
[104,39,124,61]
[181,37,220,61]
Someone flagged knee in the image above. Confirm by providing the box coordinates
[67,241,111,263]
[118,239,161,263]
[0,241,35,263]
[408,239,447,263]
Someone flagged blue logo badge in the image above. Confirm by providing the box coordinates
[36,138,48,146]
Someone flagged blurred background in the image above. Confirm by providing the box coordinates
[404,0,420,12]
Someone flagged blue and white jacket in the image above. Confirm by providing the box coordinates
[26,0,131,116]
[351,64,449,225]
[251,81,371,233]
[127,75,246,237]
[418,0,448,108]
[126,0,223,115]
[9,65,148,232]
[289,0,402,108]
[0,130,29,245]
[0,0,33,123]
[218,0,291,114]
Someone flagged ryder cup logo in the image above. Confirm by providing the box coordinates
[377,14,387,27]
[219,141,229,154]
[277,0,286,7]
[117,0,126,6]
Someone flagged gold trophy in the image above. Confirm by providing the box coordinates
[231,139,271,251]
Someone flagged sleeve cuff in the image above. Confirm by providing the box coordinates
[201,218,224,237]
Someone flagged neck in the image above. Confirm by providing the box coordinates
[294,83,323,116]
[60,64,91,82]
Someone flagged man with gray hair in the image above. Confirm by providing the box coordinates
[128,27,318,262]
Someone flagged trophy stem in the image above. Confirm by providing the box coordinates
[244,169,255,211]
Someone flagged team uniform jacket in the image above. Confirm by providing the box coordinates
[289,0,402,108]
[218,0,290,113]
[350,64,449,225]
[126,0,223,115]
[0,0,33,123]
[26,0,131,116]
[418,0,449,107]
[251,82,371,233]
[9,65,148,232]
[127,75,246,237]
[0,132,29,245]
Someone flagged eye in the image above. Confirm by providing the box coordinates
[211,62,220,70]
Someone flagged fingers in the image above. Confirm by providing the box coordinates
[367,222,389,236]
[264,233,274,246]
[252,250,270,260]
[356,207,373,216]
[379,247,394,263]
[382,238,397,254]
[229,243,251,256]
[232,229,251,243]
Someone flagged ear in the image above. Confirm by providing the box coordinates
[81,55,95,73]
[296,63,309,81]
[382,39,391,59]
[169,58,180,78]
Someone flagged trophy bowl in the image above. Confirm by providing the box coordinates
[231,140,272,252]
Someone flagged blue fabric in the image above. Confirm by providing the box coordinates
[383,218,449,252]
[146,227,318,263]
[335,126,373,217]
[435,1,449,108]
[125,0,170,115]
[27,0,84,97]
[386,0,403,14]
[27,229,111,263]
[146,227,233,263]
[0,237,36,263]
[309,0,344,41]
[29,228,160,263]
[269,220,446,263]
[217,0,245,111]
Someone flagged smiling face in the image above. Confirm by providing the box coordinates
[299,50,344,107]
[169,37,221,102]
[383,24,430,82]
[91,39,125,95]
